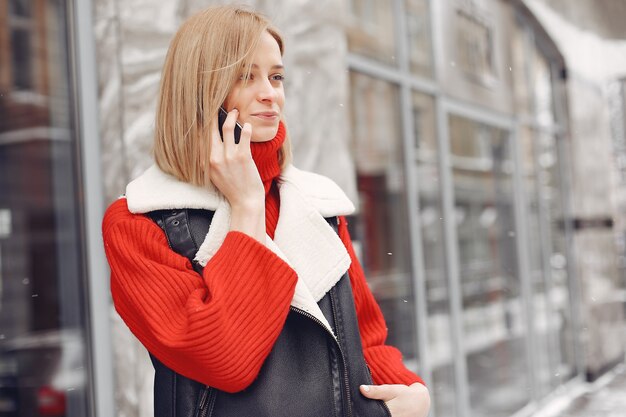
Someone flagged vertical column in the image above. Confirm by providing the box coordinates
[430,0,470,416]
[393,0,433,391]
[71,0,115,415]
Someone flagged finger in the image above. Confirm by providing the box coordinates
[239,122,252,149]
[359,384,402,402]
[222,109,239,151]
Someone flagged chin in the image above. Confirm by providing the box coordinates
[251,124,279,142]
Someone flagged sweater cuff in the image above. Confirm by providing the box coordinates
[365,346,425,386]
[204,230,297,288]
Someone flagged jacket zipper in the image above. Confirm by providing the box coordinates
[327,292,355,417]
[197,386,215,417]
[364,362,392,417]
[290,306,353,417]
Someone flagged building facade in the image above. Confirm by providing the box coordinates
[0,0,625,417]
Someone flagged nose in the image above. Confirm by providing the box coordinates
[256,78,278,103]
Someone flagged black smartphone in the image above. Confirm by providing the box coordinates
[218,107,243,144]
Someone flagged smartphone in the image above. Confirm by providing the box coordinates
[218,107,243,144]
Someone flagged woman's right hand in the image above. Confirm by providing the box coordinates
[209,109,266,242]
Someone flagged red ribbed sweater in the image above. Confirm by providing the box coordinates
[102,124,423,393]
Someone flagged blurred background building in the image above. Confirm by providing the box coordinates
[1,0,626,417]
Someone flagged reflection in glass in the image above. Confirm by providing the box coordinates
[347,0,397,67]
[511,22,532,116]
[449,115,530,417]
[413,92,437,155]
[454,6,496,85]
[521,128,576,395]
[413,92,457,416]
[10,29,33,91]
[405,0,433,78]
[348,71,419,367]
[538,132,576,384]
[520,128,555,397]
[9,0,32,18]
[533,52,555,127]
[0,2,91,416]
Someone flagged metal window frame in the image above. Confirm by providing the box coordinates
[69,0,116,416]
[347,0,437,394]
[429,1,470,416]
[441,97,519,417]
[519,11,586,392]
[550,61,586,381]
[346,1,584,417]
[393,0,432,393]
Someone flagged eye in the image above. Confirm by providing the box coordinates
[239,73,254,81]
[270,73,285,82]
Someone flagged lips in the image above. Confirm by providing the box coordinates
[251,111,279,119]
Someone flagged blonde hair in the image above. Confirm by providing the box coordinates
[153,5,292,187]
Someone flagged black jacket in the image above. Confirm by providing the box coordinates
[148,208,391,417]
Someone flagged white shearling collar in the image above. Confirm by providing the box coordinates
[126,164,354,216]
[125,164,356,333]
[126,165,222,213]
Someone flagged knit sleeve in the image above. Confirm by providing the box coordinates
[102,198,298,393]
[337,216,425,386]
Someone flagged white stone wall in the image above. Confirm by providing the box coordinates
[564,48,625,383]
[94,0,355,415]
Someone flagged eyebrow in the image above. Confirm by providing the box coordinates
[250,64,284,70]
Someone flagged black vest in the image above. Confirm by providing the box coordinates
[148,209,391,417]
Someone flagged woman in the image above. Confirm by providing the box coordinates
[103,5,430,417]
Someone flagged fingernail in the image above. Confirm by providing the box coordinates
[361,385,370,392]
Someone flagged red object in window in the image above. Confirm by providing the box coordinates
[37,385,66,416]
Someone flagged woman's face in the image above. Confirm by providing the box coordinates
[223,31,285,142]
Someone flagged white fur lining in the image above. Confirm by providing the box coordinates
[125,164,355,333]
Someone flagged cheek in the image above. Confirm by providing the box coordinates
[277,90,286,109]
[223,89,240,111]
[223,97,235,111]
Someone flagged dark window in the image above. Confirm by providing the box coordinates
[9,0,32,18]
[10,29,33,91]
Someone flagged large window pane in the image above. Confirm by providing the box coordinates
[538,132,577,384]
[454,6,496,85]
[9,0,32,18]
[520,127,556,397]
[10,29,33,91]
[533,51,555,127]
[347,0,397,67]
[413,92,456,416]
[0,1,92,416]
[511,22,532,117]
[348,71,419,368]
[405,0,434,78]
[521,127,577,394]
[449,115,530,417]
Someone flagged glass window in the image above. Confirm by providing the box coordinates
[348,71,419,367]
[413,92,436,154]
[511,22,532,116]
[405,0,433,78]
[10,28,33,91]
[537,132,577,384]
[533,51,555,127]
[347,0,397,67]
[0,1,92,416]
[520,127,555,397]
[454,7,496,85]
[413,92,457,416]
[449,114,530,417]
[9,0,32,18]
[521,128,576,395]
